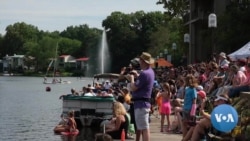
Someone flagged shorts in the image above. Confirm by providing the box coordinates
[182,109,191,121]
[134,108,150,130]
[161,101,171,115]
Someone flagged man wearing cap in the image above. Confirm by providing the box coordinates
[218,52,230,67]
[128,52,155,141]
[190,94,231,140]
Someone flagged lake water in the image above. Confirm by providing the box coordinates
[0,76,99,141]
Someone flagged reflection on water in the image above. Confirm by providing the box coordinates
[0,76,102,141]
[78,127,100,141]
[59,127,99,141]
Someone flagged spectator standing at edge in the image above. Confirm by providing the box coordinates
[181,74,198,139]
[128,52,155,141]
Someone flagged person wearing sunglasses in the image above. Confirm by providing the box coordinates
[189,94,231,141]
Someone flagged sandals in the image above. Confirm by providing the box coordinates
[127,136,134,140]
[174,130,182,134]
[166,127,171,132]
[161,125,172,132]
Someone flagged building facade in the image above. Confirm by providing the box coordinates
[2,54,25,73]
[184,0,230,63]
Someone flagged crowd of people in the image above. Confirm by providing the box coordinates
[151,51,250,140]
[56,51,250,141]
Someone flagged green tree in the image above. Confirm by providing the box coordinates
[156,0,189,18]
[102,11,185,71]
[216,1,250,53]
[60,24,102,75]
[103,11,138,72]
[24,36,57,71]
[1,22,39,57]
[148,26,170,57]
[58,37,81,56]
[60,24,101,57]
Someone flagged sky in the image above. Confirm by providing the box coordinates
[0,0,164,35]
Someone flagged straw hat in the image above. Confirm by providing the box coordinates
[140,52,155,64]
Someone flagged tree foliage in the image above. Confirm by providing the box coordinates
[60,24,101,57]
[216,1,250,53]
[24,36,57,71]
[102,11,182,72]
[156,0,189,18]
[58,37,81,56]
[2,22,39,56]
[0,11,186,73]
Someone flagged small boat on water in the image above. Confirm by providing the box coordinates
[43,43,71,84]
[61,95,115,127]
[60,73,124,127]
[43,77,71,84]
[2,71,14,76]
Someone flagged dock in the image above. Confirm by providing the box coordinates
[114,114,183,141]
[149,115,182,140]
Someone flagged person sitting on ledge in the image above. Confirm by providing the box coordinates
[186,94,232,141]
[227,62,250,98]
[54,110,78,133]
[105,101,129,139]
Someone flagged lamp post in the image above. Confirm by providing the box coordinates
[164,49,168,60]
[184,33,190,43]
[184,33,190,65]
[172,43,177,65]
[155,56,159,68]
[159,52,163,58]
[208,13,217,55]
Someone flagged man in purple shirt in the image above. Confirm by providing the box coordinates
[129,52,155,141]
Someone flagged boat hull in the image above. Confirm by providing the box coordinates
[62,95,115,127]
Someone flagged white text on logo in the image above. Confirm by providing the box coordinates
[215,114,234,122]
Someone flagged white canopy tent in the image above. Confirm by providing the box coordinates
[228,41,250,61]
